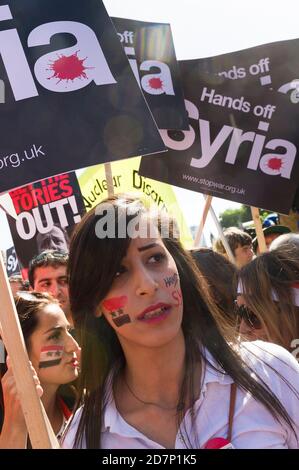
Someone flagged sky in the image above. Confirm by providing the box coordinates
[1,0,299,250]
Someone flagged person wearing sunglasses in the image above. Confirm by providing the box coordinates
[237,244,299,352]
[235,298,267,341]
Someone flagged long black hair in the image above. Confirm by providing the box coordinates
[67,195,298,448]
[0,291,76,434]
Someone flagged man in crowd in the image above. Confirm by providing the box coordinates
[214,227,254,269]
[28,250,73,325]
[252,225,291,253]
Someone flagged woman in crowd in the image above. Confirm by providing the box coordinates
[191,248,237,326]
[0,291,80,448]
[237,245,299,352]
[63,195,299,449]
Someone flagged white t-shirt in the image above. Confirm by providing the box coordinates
[62,341,299,449]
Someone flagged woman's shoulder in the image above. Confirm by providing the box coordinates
[238,340,299,387]
[239,340,299,368]
[61,406,84,449]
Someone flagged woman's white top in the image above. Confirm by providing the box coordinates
[62,341,299,449]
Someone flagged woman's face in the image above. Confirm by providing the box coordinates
[28,303,80,387]
[236,295,267,341]
[99,234,184,349]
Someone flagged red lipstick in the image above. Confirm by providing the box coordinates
[137,302,171,324]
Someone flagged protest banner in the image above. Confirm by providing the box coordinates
[0,193,16,217]
[0,0,165,194]
[7,172,85,277]
[193,37,299,106]
[139,56,299,214]
[5,246,20,277]
[190,37,299,223]
[112,17,188,130]
[78,156,193,248]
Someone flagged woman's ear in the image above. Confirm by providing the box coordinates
[94,305,103,318]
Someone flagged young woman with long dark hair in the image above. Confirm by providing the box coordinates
[63,195,299,449]
[0,292,80,448]
[237,245,299,349]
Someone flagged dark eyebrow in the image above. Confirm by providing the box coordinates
[37,277,51,284]
[43,326,63,335]
[37,276,68,283]
[138,243,160,252]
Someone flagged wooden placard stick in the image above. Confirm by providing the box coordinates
[208,203,236,264]
[0,251,59,448]
[251,206,266,253]
[193,195,213,248]
[104,162,114,197]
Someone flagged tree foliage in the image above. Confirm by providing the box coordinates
[219,205,273,229]
[219,205,252,228]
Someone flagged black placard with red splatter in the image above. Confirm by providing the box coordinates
[179,38,299,211]
[7,172,85,277]
[0,0,164,194]
[139,54,299,214]
[112,17,188,130]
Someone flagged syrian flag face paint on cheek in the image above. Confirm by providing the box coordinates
[102,296,131,327]
[103,296,128,311]
[39,345,64,369]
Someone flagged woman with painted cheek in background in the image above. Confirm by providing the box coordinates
[63,195,299,449]
[235,292,268,342]
[0,292,80,448]
[237,244,299,352]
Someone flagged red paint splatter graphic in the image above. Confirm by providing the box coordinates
[103,296,128,311]
[48,51,91,83]
[148,77,163,90]
[267,157,282,171]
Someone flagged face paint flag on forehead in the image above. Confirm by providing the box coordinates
[0,0,165,194]
[139,38,299,214]
[111,17,188,130]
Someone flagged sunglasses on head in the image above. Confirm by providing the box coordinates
[31,250,68,264]
[234,301,262,329]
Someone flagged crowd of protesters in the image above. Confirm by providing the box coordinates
[1,194,299,449]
